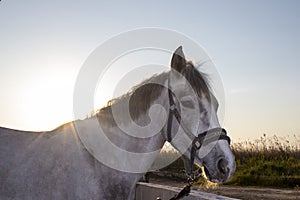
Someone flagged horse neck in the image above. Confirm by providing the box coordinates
[95,74,172,149]
[74,76,172,173]
[105,90,169,153]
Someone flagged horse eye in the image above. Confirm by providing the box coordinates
[181,100,195,109]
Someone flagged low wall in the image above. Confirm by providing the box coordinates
[135,182,239,200]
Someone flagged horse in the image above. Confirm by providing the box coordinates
[0,46,236,200]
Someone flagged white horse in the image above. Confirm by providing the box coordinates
[0,47,235,200]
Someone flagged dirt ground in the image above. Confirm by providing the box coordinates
[149,176,300,200]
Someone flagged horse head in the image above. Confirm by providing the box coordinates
[165,46,236,183]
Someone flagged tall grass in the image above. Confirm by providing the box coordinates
[230,134,300,188]
[233,134,300,164]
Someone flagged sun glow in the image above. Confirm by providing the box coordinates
[18,72,75,131]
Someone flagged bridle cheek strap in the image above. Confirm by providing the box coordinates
[167,88,180,142]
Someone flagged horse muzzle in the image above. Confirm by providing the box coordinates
[203,155,236,183]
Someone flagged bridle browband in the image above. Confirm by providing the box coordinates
[166,84,231,171]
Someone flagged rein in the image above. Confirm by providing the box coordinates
[164,84,231,200]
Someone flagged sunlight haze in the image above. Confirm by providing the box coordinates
[0,0,299,141]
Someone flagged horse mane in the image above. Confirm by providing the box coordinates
[94,62,211,127]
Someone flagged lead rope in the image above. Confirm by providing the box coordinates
[156,169,203,200]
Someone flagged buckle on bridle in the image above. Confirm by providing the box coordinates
[169,104,176,111]
[194,140,201,149]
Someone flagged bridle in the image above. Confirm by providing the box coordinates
[166,84,231,172]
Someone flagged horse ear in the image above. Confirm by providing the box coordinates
[171,46,186,73]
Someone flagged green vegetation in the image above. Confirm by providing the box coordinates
[228,134,300,188]
[153,134,300,188]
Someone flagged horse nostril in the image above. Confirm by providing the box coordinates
[217,158,228,175]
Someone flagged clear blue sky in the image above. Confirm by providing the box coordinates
[0,0,299,141]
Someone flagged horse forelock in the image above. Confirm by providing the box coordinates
[182,61,212,103]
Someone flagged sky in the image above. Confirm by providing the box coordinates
[0,0,299,141]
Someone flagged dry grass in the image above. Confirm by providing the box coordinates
[229,134,300,188]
